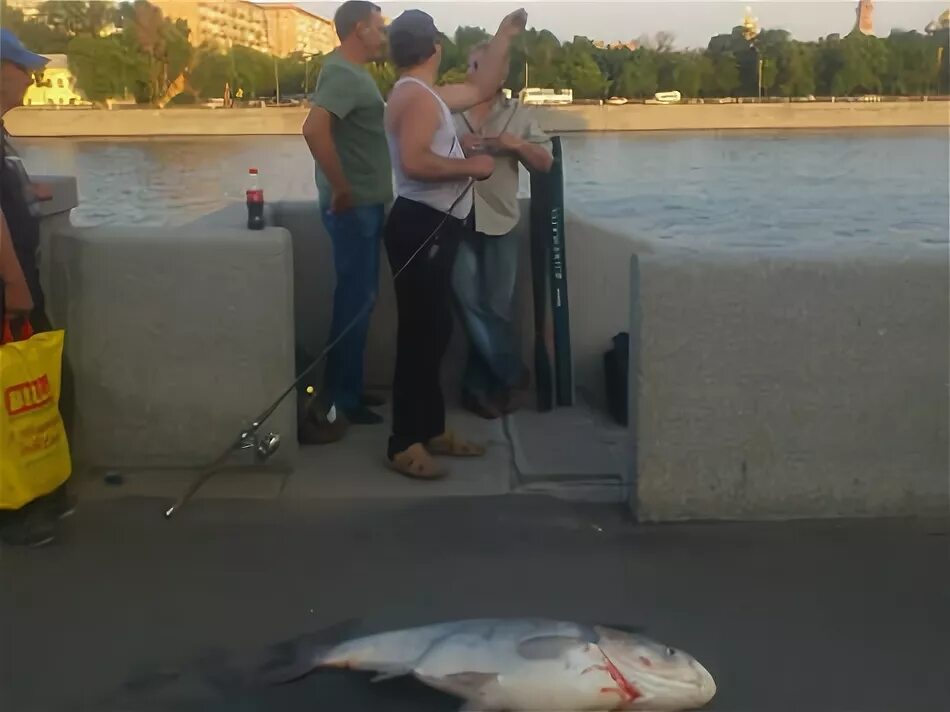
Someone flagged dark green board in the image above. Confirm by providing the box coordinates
[529,136,573,410]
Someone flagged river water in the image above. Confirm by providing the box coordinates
[13,128,949,249]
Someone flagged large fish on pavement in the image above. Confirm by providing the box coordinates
[251,618,717,711]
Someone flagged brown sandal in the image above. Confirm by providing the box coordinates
[387,443,448,480]
[426,431,486,458]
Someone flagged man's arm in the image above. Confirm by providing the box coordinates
[392,85,494,183]
[302,106,352,211]
[482,111,553,173]
[435,9,527,113]
[301,66,357,212]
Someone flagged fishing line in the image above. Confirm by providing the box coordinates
[165,93,522,518]
[164,176,477,519]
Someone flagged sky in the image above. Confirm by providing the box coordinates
[258,1,948,50]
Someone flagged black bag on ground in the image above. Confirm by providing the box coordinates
[603,332,629,426]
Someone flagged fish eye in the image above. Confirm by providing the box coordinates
[665,647,676,657]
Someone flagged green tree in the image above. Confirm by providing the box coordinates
[188,47,232,99]
[116,1,193,103]
[556,47,608,99]
[0,0,70,53]
[883,30,941,94]
[454,26,492,58]
[669,52,710,97]
[67,34,146,104]
[612,50,659,98]
[367,60,396,96]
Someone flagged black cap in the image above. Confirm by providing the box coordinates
[388,10,441,68]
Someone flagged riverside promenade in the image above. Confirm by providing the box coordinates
[6,99,949,137]
[1,494,948,712]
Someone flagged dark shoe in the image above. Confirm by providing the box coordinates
[298,394,348,445]
[342,405,384,425]
[494,386,530,415]
[299,417,348,445]
[361,392,386,408]
[461,390,502,420]
[0,509,56,548]
[42,486,77,520]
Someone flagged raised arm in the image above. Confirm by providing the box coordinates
[435,9,527,113]
[391,83,495,183]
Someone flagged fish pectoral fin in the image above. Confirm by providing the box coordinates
[516,635,588,660]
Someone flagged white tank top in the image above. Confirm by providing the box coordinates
[386,76,473,220]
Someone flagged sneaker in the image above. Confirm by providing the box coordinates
[0,509,56,548]
[342,405,384,426]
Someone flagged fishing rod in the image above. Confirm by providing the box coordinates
[163,176,477,519]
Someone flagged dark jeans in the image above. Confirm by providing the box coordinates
[383,197,467,458]
[451,228,523,399]
[319,203,385,411]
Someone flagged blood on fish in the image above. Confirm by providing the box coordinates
[601,654,642,703]
[639,656,653,667]
[582,654,642,705]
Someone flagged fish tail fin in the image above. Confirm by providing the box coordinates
[251,618,362,687]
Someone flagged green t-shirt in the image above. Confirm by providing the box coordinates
[310,51,393,208]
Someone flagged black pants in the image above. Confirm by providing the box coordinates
[383,197,468,458]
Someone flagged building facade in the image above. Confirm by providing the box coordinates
[153,1,337,57]
[261,4,337,56]
[153,1,269,53]
[855,0,874,36]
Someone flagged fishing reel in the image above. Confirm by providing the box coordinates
[237,424,281,462]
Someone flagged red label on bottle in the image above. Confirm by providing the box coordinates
[246,189,264,203]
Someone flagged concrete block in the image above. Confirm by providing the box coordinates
[630,247,950,520]
[269,199,649,409]
[34,175,78,329]
[48,224,298,470]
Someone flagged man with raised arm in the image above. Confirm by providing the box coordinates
[380,8,528,480]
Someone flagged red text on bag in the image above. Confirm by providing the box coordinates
[4,374,52,416]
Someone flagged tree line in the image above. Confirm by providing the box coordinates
[3,0,948,106]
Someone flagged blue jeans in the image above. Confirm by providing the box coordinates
[320,204,385,411]
[451,229,524,398]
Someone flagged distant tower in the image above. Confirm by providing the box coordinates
[855,0,874,35]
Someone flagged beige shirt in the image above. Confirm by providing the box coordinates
[454,96,553,236]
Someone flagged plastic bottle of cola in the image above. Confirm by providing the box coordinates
[246,168,265,230]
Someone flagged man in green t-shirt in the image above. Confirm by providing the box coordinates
[301,1,391,435]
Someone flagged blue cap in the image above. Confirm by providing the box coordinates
[0,28,49,70]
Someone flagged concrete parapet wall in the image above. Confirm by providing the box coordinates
[46,223,297,470]
[6,101,948,137]
[630,247,950,520]
[194,199,649,410]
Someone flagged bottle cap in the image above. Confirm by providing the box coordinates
[249,168,259,174]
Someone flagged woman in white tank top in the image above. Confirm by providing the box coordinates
[378,8,527,480]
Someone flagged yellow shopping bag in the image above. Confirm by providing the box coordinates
[0,320,72,510]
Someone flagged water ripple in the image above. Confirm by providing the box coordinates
[14,128,949,249]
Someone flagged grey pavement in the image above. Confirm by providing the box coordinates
[73,399,628,504]
[1,491,948,712]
